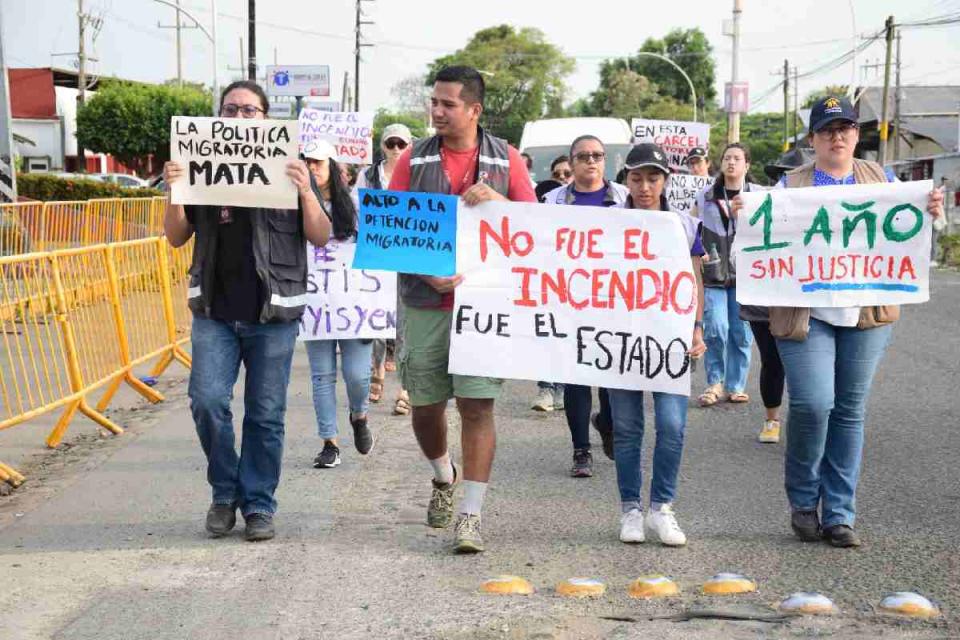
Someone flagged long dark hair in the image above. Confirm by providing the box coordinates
[313,157,357,240]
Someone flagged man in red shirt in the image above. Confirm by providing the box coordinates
[389,65,536,553]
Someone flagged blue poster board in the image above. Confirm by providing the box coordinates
[353,188,458,276]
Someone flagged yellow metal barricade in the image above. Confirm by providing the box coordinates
[0,202,44,256]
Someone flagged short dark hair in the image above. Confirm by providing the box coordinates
[434,65,485,106]
[570,135,604,158]
[220,80,269,112]
[721,142,751,164]
[550,155,570,171]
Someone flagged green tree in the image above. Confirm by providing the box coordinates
[77,81,212,175]
[372,109,428,148]
[633,28,716,106]
[709,112,786,185]
[426,25,575,144]
[802,85,851,108]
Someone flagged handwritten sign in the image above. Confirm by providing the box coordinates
[631,118,711,172]
[298,239,397,340]
[169,116,298,209]
[353,188,458,276]
[667,174,712,215]
[449,201,697,394]
[736,180,933,307]
[298,108,374,164]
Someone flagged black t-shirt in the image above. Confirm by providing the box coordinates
[185,205,262,323]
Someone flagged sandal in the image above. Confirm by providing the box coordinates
[698,383,723,407]
[728,391,750,403]
[393,389,411,416]
[369,375,384,403]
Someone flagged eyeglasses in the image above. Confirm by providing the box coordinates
[574,151,605,163]
[552,169,572,179]
[220,103,265,118]
[384,138,408,150]
[816,123,858,139]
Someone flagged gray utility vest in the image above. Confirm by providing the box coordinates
[187,207,308,323]
[400,128,511,308]
[696,181,761,288]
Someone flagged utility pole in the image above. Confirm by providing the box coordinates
[247,0,256,81]
[727,0,743,143]
[878,15,895,166]
[0,2,18,201]
[793,65,799,143]
[158,0,202,87]
[77,0,87,172]
[782,59,790,151]
[894,31,902,161]
[354,0,374,111]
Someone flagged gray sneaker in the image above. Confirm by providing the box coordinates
[453,513,484,553]
[205,502,237,537]
[427,462,459,528]
[531,387,554,412]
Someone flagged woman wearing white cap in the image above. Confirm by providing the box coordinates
[302,139,375,469]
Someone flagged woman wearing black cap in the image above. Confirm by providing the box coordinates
[610,142,706,547]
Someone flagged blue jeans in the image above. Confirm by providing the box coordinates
[703,286,753,392]
[608,389,688,511]
[189,316,298,517]
[776,319,892,528]
[305,339,373,440]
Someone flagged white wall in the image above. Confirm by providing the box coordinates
[12,119,63,170]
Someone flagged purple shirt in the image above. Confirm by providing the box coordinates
[571,185,612,207]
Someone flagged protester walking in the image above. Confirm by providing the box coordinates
[388,66,537,553]
[163,80,332,542]
[300,139,375,469]
[694,143,758,407]
[609,143,706,547]
[542,137,628,473]
[741,303,785,443]
[686,146,712,178]
[732,96,945,547]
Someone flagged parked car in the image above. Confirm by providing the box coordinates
[92,173,149,188]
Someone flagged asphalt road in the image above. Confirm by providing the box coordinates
[1,271,958,639]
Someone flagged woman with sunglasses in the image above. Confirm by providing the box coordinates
[301,139,377,470]
[162,80,331,542]
[542,136,628,477]
[355,124,414,416]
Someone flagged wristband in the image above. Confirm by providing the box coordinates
[694,320,704,330]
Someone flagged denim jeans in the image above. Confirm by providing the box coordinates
[305,339,373,440]
[776,319,892,528]
[563,385,611,450]
[703,286,753,392]
[608,389,688,510]
[189,316,298,517]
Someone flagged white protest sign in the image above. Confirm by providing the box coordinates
[299,239,397,340]
[667,174,712,215]
[298,108,374,165]
[169,116,299,209]
[631,118,711,172]
[449,201,698,395]
[735,180,933,307]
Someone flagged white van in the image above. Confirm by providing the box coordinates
[519,117,633,182]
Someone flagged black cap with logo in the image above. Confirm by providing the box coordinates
[809,96,858,133]
[685,147,708,163]
[624,143,671,175]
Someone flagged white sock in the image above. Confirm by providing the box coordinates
[459,480,488,516]
[429,453,455,484]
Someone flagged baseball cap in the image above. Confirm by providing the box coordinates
[381,123,413,144]
[302,139,336,161]
[624,143,670,175]
[809,96,857,133]
[685,147,708,163]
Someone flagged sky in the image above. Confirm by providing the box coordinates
[3,0,959,115]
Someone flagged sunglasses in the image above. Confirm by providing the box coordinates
[552,169,572,179]
[384,138,408,150]
[220,103,264,118]
[574,151,605,163]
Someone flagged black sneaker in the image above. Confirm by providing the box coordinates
[351,414,374,455]
[313,442,341,468]
[822,524,861,548]
[205,502,237,537]
[571,448,593,478]
[244,513,275,542]
[591,412,614,461]
[791,509,821,542]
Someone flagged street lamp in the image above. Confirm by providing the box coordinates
[151,0,219,115]
[633,52,698,122]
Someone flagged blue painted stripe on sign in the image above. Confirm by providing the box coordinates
[800,282,920,293]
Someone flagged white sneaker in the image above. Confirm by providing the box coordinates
[645,504,687,546]
[619,508,645,543]
[532,388,555,412]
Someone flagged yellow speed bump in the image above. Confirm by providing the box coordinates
[479,575,535,595]
[702,573,757,595]
[778,592,837,615]
[556,578,606,598]
[878,592,939,618]
[628,574,680,599]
